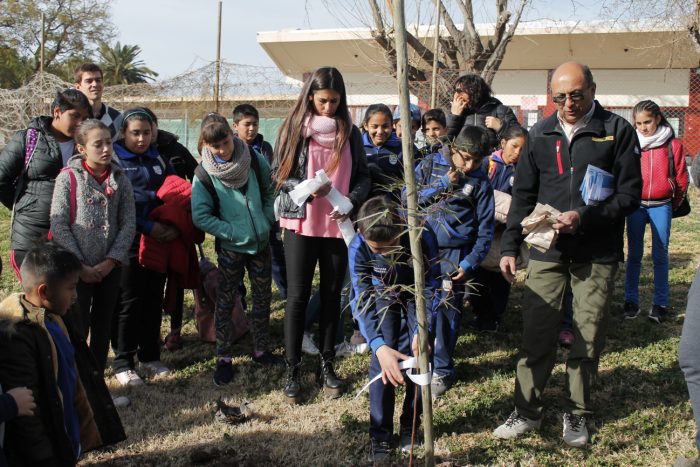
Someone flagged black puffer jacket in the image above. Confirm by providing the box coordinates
[273,125,370,219]
[0,117,65,253]
[446,97,520,150]
[0,295,126,466]
[501,102,642,264]
[156,129,197,182]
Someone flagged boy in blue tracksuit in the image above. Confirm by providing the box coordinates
[413,126,495,397]
[350,196,440,462]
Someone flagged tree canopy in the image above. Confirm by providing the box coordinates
[98,42,159,85]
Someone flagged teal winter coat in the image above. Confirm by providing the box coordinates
[191,152,274,254]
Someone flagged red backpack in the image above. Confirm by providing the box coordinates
[193,244,249,343]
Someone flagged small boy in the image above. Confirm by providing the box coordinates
[231,104,287,299]
[74,63,121,137]
[420,108,448,154]
[392,103,422,142]
[414,126,495,397]
[0,243,125,466]
[350,196,440,462]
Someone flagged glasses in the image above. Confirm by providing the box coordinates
[552,91,587,104]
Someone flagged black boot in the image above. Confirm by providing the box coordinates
[284,359,302,404]
[318,353,344,398]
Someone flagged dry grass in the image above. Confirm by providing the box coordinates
[2,190,700,466]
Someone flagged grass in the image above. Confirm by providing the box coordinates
[2,190,700,466]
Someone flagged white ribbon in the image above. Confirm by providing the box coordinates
[354,357,432,399]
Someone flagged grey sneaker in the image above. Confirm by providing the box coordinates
[115,369,144,387]
[302,332,320,356]
[399,425,422,453]
[430,374,452,398]
[648,304,669,324]
[368,438,392,462]
[623,301,640,319]
[562,413,588,447]
[139,360,170,376]
[493,411,541,439]
[111,394,131,408]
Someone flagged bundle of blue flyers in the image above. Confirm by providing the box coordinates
[580,164,614,205]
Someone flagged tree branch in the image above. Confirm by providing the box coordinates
[481,0,528,84]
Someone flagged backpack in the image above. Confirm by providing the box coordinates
[193,243,249,344]
[194,147,263,217]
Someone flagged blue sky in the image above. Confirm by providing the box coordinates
[111,0,603,80]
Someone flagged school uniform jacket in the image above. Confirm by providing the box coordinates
[501,101,642,264]
[349,229,441,353]
[413,147,495,273]
[363,132,404,198]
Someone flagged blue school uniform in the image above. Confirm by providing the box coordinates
[363,132,404,199]
[413,146,495,380]
[484,150,516,194]
[350,228,440,443]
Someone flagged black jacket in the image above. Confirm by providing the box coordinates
[0,295,126,466]
[501,102,642,264]
[156,130,197,182]
[0,117,66,253]
[446,97,520,150]
[273,125,370,219]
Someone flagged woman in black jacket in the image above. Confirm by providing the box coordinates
[273,66,369,403]
[0,89,91,275]
[447,74,520,150]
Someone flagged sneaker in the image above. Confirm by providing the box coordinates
[368,438,392,462]
[558,329,575,348]
[623,301,640,320]
[252,351,284,365]
[111,394,131,408]
[115,369,144,387]
[139,360,170,376]
[335,340,355,358]
[467,317,499,333]
[355,342,369,354]
[493,411,541,439]
[649,304,669,324]
[562,413,588,447]
[399,426,422,453]
[430,374,452,398]
[302,332,320,356]
[350,329,367,346]
[213,359,234,386]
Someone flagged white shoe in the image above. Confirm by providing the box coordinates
[111,394,131,408]
[493,411,541,439]
[115,369,144,387]
[139,360,170,376]
[334,340,354,358]
[562,413,588,447]
[302,332,320,356]
[354,342,369,354]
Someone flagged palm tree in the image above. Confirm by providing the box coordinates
[98,42,158,85]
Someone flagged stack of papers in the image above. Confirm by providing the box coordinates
[521,203,561,252]
[580,165,614,206]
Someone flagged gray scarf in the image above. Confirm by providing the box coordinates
[201,137,251,189]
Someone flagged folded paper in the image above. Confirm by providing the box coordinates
[521,203,561,252]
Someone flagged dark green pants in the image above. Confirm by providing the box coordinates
[514,260,618,420]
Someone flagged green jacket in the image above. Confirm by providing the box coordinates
[191,152,274,254]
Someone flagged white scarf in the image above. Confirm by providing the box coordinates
[637,124,673,151]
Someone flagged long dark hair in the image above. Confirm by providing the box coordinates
[274,67,351,188]
[453,74,493,110]
[633,100,674,137]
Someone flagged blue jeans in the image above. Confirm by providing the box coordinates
[624,203,672,307]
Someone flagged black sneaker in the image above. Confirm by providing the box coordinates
[252,351,284,365]
[649,304,669,324]
[368,438,392,462]
[623,301,640,320]
[213,359,234,386]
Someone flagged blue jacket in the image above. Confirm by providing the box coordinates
[349,228,441,354]
[363,131,405,198]
[485,150,516,194]
[114,142,174,247]
[413,146,495,272]
[249,133,274,166]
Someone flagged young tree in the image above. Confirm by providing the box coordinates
[0,0,115,73]
[98,42,159,85]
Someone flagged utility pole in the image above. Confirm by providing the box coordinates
[430,1,440,108]
[214,1,222,112]
[392,0,435,465]
[39,12,45,74]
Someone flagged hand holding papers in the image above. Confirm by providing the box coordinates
[580,165,614,205]
[521,203,562,252]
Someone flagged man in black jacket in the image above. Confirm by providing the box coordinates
[493,62,641,447]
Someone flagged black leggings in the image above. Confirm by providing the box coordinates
[284,230,347,364]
